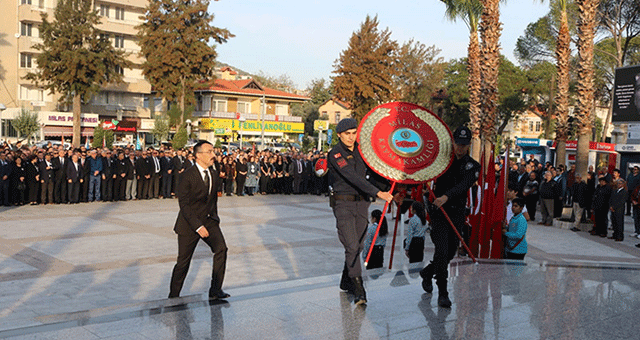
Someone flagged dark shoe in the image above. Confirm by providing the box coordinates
[352,277,367,305]
[589,230,597,235]
[168,293,179,298]
[544,223,552,226]
[570,227,580,232]
[615,238,624,242]
[209,290,231,300]
[339,264,353,293]
[599,234,607,238]
[438,293,452,308]
[419,266,434,293]
[635,244,640,248]
[607,236,616,239]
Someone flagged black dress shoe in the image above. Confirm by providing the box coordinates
[168,293,179,298]
[209,290,231,300]
[438,293,452,308]
[570,227,580,232]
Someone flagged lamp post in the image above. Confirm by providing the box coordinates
[0,103,6,143]
[260,93,265,150]
[239,116,246,150]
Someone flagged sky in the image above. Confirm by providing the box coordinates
[209,0,550,90]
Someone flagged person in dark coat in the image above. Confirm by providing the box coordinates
[52,149,68,204]
[135,151,151,199]
[10,156,26,205]
[39,153,56,204]
[570,173,588,232]
[66,153,84,204]
[160,150,173,199]
[522,172,540,221]
[538,171,557,226]
[609,178,628,241]
[25,155,40,205]
[101,150,115,202]
[0,152,12,206]
[235,156,247,196]
[113,152,128,201]
[591,177,612,237]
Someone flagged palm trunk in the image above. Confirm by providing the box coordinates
[575,0,599,176]
[468,28,482,162]
[555,10,570,167]
[72,94,82,148]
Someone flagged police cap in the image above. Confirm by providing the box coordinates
[336,118,358,133]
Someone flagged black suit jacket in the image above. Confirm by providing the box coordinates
[52,157,67,181]
[610,188,628,212]
[66,162,83,182]
[174,164,220,235]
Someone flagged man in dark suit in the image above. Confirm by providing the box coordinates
[39,153,56,204]
[149,149,161,199]
[609,178,628,241]
[101,150,115,202]
[0,152,11,206]
[135,151,151,199]
[161,150,173,199]
[172,149,185,197]
[52,149,68,204]
[66,153,83,203]
[169,141,229,300]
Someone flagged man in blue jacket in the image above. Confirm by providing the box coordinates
[87,149,103,202]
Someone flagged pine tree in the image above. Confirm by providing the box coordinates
[137,0,233,124]
[172,125,188,149]
[333,15,398,121]
[25,0,129,148]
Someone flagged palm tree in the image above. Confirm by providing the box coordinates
[554,0,571,166]
[574,0,599,176]
[479,0,502,165]
[442,0,484,161]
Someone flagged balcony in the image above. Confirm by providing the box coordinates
[18,4,52,22]
[17,36,41,53]
[99,0,149,10]
[97,18,138,35]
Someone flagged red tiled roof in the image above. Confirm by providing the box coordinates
[199,79,309,101]
[322,97,352,110]
[219,66,238,75]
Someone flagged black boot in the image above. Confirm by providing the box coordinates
[436,279,451,308]
[339,263,354,293]
[352,276,367,305]
[420,263,434,293]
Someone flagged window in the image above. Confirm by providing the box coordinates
[115,7,124,20]
[535,121,541,132]
[114,35,124,48]
[1,120,18,138]
[335,113,340,123]
[237,101,250,114]
[21,0,32,5]
[38,0,44,8]
[20,54,32,68]
[115,65,124,75]
[100,4,109,17]
[275,104,288,115]
[19,86,44,101]
[21,22,32,36]
[99,33,109,41]
[212,99,227,112]
[529,121,534,132]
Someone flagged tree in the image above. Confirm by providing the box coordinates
[137,0,233,124]
[554,0,572,168]
[574,0,599,176]
[11,108,40,143]
[307,78,332,106]
[597,0,640,141]
[172,124,188,149]
[253,72,297,92]
[479,0,503,166]
[393,40,447,109]
[152,114,170,142]
[333,15,398,121]
[92,122,114,148]
[25,0,129,148]
[442,0,483,160]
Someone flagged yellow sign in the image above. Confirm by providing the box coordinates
[200,118,304,134]
[314,120,329,131]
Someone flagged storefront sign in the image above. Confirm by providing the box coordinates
[42,112,99,127]
[115,120,137,132]
[199,118,304,134]
[616,144,640,152]
[551,140,616,152]
[516,138,541,146]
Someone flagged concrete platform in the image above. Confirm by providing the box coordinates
[1,195,640,339]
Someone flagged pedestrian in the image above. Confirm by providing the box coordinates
[590,177,612,237]
[329,118,393,305]
[609,178,627,242]
[522,172,539,221]
[503,197,528,260]
[538,171,557,226]
[570,173,588,232]
[168,141,229,300]
[405,201,428,263]
[419,126,480,308]
[362,209,388,270]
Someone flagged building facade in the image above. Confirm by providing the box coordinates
[318,98,352,125]
[0,0,151,143]
[193,68,309,143]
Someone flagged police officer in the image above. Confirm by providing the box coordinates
[328,118,393,305]
[420,126,480,308]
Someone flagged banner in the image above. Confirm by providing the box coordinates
[199,118,304,134]
[613,65,640,122]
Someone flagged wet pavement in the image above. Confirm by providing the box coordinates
[1,196,640,339]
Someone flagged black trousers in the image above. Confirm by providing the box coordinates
[423,208,465,290]
[54,178,67,203]
[149,173,160,198]
[68,181,80,203]
[333,199,370,278]
[169,219,228,297]
[235,175,246,196]
[162,173,173,198]
[28,181,39,203]
[137,177,150,199]
[102,178,113,201]
[611,208,625,240]
[594,209,609,236]
[114,177,126,201]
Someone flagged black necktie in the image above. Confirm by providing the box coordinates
[204,169,210,194]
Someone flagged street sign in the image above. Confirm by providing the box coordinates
[314,120,329,131]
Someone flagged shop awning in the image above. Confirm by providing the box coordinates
[43,126,94,137]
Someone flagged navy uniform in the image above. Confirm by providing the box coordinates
[328,118,390,305]
[420,126,480,308]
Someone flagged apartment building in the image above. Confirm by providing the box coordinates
[0,0,151,143]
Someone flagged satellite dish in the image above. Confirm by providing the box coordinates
[15,33,21,38]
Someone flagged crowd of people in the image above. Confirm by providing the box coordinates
[508,156,640,246]
[0,141,330,207]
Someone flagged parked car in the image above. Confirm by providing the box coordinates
[35,140,71,149]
